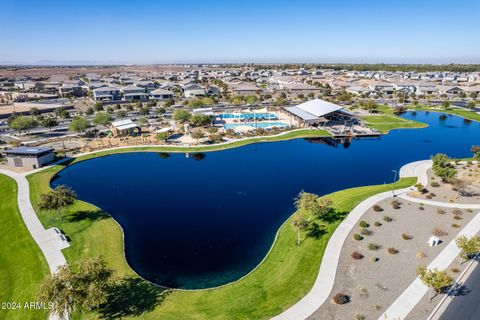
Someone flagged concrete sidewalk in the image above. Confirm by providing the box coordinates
[0,169,67,320]
[271,160,429,320]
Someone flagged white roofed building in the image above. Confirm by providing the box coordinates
[110,119,141,137]
[283,98,352,127]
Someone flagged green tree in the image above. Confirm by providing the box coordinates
[280,92,287,99]
[230,95,244,105]
[295,191,319,214]
[245,95,258,105]
[93,112,113,126]
[163,99,175,108]
[293,215,310,245]
[85,107,94,115]
[432,153,457,183]
[37,257,113,319]
[471,145,480,160]
[38,185,77,220]
[441,100,450,109]
[29,107,40,117]
[467,101,476,110]
[190,114,211,127]
[41,117,58,131]
[455,235,480,261]
[416,266,453,299]
[156,131,170,142]
[209,134,223,143]
[191,129,205,143]
[9,115,38,132]
[116,110,127,118]
[93,102,104,111]
[69,117,90,133]
[173,109,191,123]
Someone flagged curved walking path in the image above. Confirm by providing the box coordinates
[271,160,431,320]
[0,169,67,320]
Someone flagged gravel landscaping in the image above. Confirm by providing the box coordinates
[411,164,480,205]
[308,196,476,320]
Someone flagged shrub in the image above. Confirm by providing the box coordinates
[373,205,383,212]
[391,200,401,209]
[430,192,436,197]
[353,234,364,241]
[426,194,433,199]
[388,247,399,255]
[351,251,364,260]
[371,257,379,262]
[402,233,413,240]
[368,243,380,251]
[353,314,366,320]
[360,229,373,236]
[419,206,425,211]
[433,228,448,236]
[416,252,427,259]
[383,216,393,222]
[374,221,382,227]
[437,208,446,215]
[359,220,370,228]
[431,181,440,188]
[453,209,463,216]
[451,267,460,273]
[452,223,461,228]
[332,293,350,305]
[454,215,463,220]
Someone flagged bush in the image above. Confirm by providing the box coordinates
[373,205,383,212]
[368,243,380,251]
[359,220,369,228]
[437,208,446,215]
[402,233,413,240]
[451,267,460,273]
[388,247,399,255]
[374,221,382,227]
[454,215,463,220]
[353,314,366,320]
[353,234,364,241]
[433,228,448,236]
[383,216,393,222]
[416,252,427,259]
[391,200,401,209]
[431,181,440,188]
[332,293,350,305]
[371,257,379,262]
[360,229,373,236]
[419,206,425,211]
[453,209,463,216]
[351,251,364,260]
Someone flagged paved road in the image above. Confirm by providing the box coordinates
[438,263,480,320]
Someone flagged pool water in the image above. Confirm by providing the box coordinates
[224,122,288,130]
[51,112,480,289]
[219,113,278,120]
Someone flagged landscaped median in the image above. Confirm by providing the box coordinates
[0,174,49,320]
[27,152,417,320]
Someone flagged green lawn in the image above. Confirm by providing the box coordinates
[0,174,49,320]
[27,158,416,320]
[361,114,428,133]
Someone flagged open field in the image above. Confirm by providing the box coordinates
[0,174,49,320]
[27,155,416,319]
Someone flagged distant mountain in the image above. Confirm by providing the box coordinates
[0,60,122,66]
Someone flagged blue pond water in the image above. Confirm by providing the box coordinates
[51,112,480,289]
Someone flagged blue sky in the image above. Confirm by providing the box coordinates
[2,0,479,64]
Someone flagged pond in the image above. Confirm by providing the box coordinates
[51,111,480,289]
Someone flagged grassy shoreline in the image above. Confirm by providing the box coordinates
[0,174,49,320]
[27,158,416,319]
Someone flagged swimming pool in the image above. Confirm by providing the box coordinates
[219,113,278,120]
[224,122,289,130]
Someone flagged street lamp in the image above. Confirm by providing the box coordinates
[392,169,398,197]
